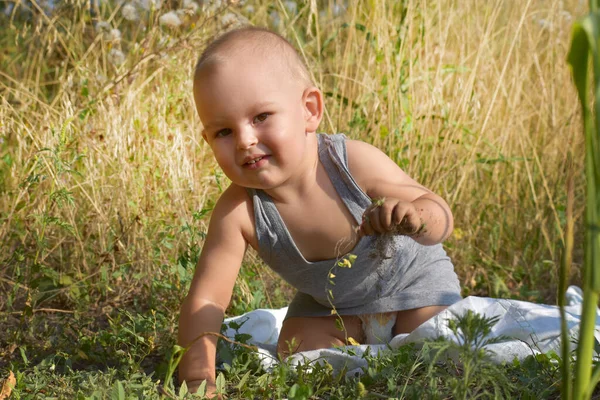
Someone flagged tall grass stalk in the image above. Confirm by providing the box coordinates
[566,0,600,397]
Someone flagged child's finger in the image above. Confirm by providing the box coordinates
[360,215,376,236]
[391,204,408,227]
[369,208,386,233]
[379,202,394,231]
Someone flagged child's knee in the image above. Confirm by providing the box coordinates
[277,316,351,357]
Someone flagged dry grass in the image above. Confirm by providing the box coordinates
[0,0,585,316]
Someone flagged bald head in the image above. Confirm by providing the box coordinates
[194,27,314,89]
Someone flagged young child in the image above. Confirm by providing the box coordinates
[178,26,462,394]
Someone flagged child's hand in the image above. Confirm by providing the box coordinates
[359,197,424,237]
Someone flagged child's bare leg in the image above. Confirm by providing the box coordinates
[393,305,448,335]
[277,315,363,358]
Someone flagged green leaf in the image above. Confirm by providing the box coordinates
[178,381,188,398]
[195,380,206,397]
[215,372,225,394]
[235,371,251,390]
[111,380,125,400]
[288,383,299,398]
[567,16,592,108]
[288,383,313,400]
[335,318,343,331]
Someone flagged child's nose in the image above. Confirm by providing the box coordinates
[236,126,258,149]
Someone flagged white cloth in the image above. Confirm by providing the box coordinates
[221,286,600,374]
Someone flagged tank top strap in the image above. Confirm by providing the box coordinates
[317,133,372,223]
[245,187,279,265]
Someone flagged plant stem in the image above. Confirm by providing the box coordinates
[573,289,599,398]
[559,153,575,400]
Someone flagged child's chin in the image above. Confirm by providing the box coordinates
[243,179,283,191]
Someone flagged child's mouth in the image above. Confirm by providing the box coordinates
[244,156,269,169]
[247,157,263,164]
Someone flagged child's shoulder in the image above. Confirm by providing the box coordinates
[343,137,416,197]
[210,183,255,244]
[344,138,396,174]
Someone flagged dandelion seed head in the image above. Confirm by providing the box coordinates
[122,3,139,21]
[202,0,223,12]
[95,21,111,35]
[183,0,199,13]
[108,28,121,41]
[108,48,126,66]
[220,12,238,28]
[159,11,183,27]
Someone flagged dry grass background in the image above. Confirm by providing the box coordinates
[0,0,586,317]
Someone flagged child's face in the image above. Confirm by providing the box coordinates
[194,53,318,190]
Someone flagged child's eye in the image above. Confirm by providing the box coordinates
[215,128,232,138]
[253,113,269,124]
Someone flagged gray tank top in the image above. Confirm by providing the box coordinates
[246,134,461,317]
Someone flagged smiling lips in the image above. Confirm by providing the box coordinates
[246,156,263,164]
[242,155,269,169]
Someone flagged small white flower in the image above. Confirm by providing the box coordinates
[183,0,199,13]
[108,28,121,41]
[244,4,254,14]
[283,1,297,14]
[203,0,223,12]
[220,12,237,27]
[159,11,182,27]
[95,21,111,35]
[122,3,139,21]
[108,48,126,66]
[136,0,161,11]
[95,23,121,41]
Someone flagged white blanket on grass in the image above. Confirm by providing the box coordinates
[221,286,600,375]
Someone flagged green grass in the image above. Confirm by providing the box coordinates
[0,0,590,398]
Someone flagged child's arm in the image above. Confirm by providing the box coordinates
[178,186,251,395]
[346,139,453,245]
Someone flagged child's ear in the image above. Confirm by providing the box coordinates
[302,87,323,132]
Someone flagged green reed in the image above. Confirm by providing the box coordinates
[565,1,600,398]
